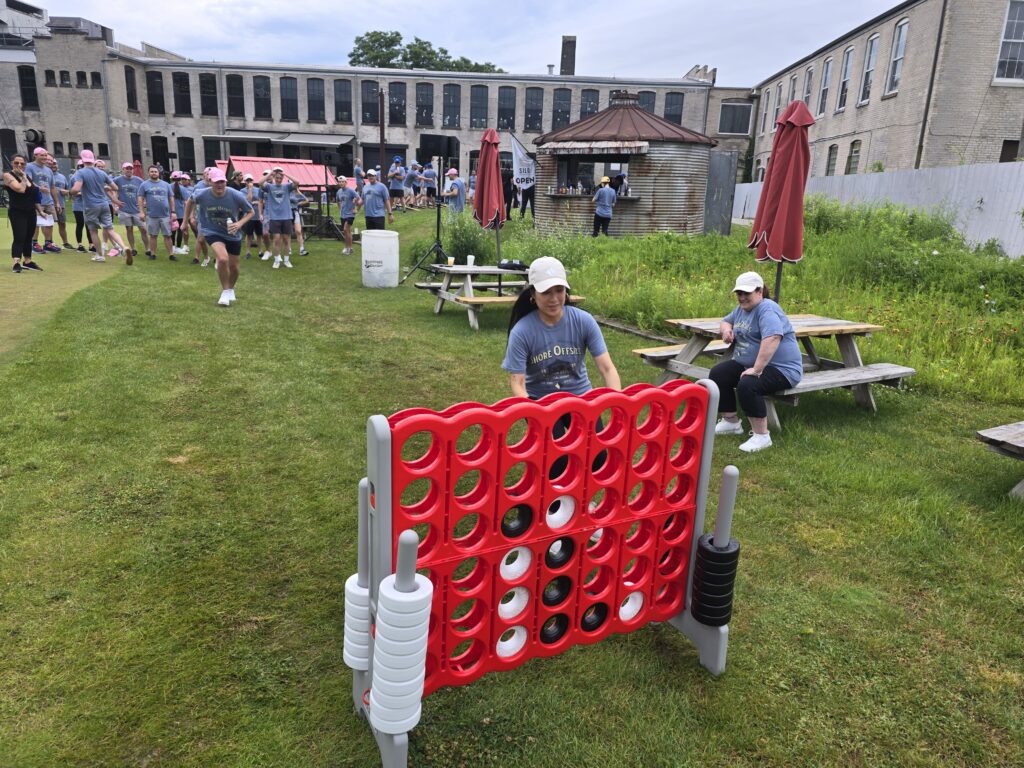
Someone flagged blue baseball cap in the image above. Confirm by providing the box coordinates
[393,155,402,162]
[424,162,432,168]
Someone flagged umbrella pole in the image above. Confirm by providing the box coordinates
[774,261,783,304]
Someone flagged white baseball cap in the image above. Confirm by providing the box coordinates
[366,169,377,176]
[732,271,765,293]
[529,257,570,293]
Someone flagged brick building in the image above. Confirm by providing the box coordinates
[751,0,1024,179]
[0,4,754,180]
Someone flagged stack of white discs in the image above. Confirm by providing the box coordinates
[343,574,371,671]
[369,572,433,734]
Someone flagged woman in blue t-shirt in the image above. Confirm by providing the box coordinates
[503,257,621,478]
[709,271,803,453]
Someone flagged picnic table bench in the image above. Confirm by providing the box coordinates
[417,264,582,330]
[639,314,916,431]
[976,421,1024,499]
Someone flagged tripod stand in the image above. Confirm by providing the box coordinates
[400,156,447,284]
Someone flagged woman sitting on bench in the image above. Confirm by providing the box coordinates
[710,272,802,453]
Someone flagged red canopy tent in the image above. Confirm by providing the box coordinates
[222,156,342,192]
[472,128,506,260]
[747,100,815,302]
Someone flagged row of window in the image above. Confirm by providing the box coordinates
[122,68,693,131]
[760,18,908,133]
[43,70,102,89]
[49,141,109,158]
[754,139,863,181]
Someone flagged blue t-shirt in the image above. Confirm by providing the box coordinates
[336,187,357,219]
[404,168,417,189]
[723,298,803,386]
[262,181,293,221]
[289,189,306,213]
[173,183,193,219]
[594,187,616,218]
[387,164,405,191]
[192,187,253,241]
[73,167,112,209]
[502,306,608,398]
[421,169,437,189]
[362,181,390,217]
[113,175,142,214]
[52,172,68,208]
[138,179,172,218]
[353,165,364,189]
[26,162,54,205]
[246,185,262,216]
[447,178,466,213]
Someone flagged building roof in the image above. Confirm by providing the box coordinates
[222,156,339,190]
[535,91,716,146]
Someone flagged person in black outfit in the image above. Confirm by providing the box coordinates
[3,154,45,272]
[518,181,535,219]
[502,168,515,220]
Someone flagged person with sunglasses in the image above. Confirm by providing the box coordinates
[3,154,45,272]
[709,271,803,453]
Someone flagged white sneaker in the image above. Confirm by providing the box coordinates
[298,248,309,256]
[283,257,293,268]
[739,432,772,453]
[172,246,183,255]
[200,257,210,267]
[273,256,282,269]
[714,418,745,436]
[182,245,189,254]
[341,247,352,255]
[217,290,231,307]
[91,255,106,262]
[261,251,271,261]
[226,288,236,303]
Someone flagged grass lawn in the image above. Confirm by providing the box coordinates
[0,207,1021,767]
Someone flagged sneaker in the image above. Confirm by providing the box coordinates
[714,418,745,436]
[272,256,282,269]
[181,245,189,254]
[244,251,252,260]
[283,257,293,268]
[739,432,773,453]
[341,247,352,255]
[43,243,61,253]
[91,255,106,262]
[107,248,120,259]
[261,251,272,261]
[226,288,236,303]
[168,254,178,261]
[131,250,138,258]
[200,258,210,267]
[126,251,133,266]
[147,252,156,261]
[23,261,43,271]
[32,243,43,254]
[12,262,22,273]
[77,245,86,253]
[298,248,309,256]
[89,246,96,253]
[191,257,200,265]
[217,290,231,307]
[63,242,75,250]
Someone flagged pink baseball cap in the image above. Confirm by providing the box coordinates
[208,168,227,183]
[32,147,47,156]
[80,149,95,163]
[121,162,133,169]
[446,168,458,175]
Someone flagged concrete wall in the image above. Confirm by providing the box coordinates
[733,160,1024,257]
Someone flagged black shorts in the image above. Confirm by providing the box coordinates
[426,188,436,198]
[244,219,263,236]
[412,185,421,194]
[365,217,386,230]
[389,188,404,200]
[268,219,294,235]
[341,217,355,227]
[205,235,242,256]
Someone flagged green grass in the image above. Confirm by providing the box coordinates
[0,205,1022,767]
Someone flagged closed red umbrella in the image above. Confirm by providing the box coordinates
[473,128,506,259]
[747,100,815,302]
[133,159,144,179]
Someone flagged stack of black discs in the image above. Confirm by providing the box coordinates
[690,533,740,627]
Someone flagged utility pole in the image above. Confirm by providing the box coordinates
[378,87,385,173]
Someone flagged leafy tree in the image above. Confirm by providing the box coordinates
[349,31,503,73]
[349,31,404,68]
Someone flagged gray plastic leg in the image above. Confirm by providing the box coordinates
[374,729,409,768]
[669,610,729,677]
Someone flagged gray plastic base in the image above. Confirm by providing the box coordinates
[669,609,729,677]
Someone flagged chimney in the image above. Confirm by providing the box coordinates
[560,36,576,76]
[547,64,555,75]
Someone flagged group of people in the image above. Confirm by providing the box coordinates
[503,261,800,454]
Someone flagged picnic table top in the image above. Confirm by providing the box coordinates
[664,313,885,338]
[976,421,1024,456]
[429,265,528,277]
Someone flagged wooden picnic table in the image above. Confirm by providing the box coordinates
[645,313,915,430]
[976,421,1024,499]
[416,264,529,330]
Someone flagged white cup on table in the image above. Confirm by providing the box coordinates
[467,254,475,266]
[447,256,455,266]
